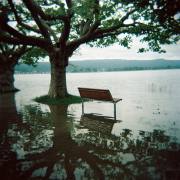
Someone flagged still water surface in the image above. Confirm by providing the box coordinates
[0,70,180,179]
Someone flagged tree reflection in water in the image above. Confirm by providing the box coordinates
[0,93,23,179]
[0,94,180,179]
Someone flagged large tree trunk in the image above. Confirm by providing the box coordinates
[48,59,68,98]
[0,63,18,93]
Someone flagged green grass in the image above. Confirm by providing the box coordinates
[33,94,83,105]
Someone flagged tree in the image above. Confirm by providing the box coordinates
[155,0,180,23]
[0,44,26,93]
[0,43,46,93]
[0,3,47,93]
[0,0,179,98]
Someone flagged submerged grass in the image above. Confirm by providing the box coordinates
[33,94,83,105]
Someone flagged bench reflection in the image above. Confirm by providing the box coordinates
[80,113,120,135]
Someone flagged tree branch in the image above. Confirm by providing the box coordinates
[40,19,58,43]
[0,22,29,40]
[120,9,137,24]
[86,0,101,35]
[0,44,5,53]
[58,0,73,46]
[0,34,51,51]
[7,0,40,34]
[59,19,71,46]
[95,9,137,35]
[67,25,135,49]
[66,0,101,48]
[23,0,67,22]
[65,0,72,9]
[67,8,137,48]
[22,0,51,41]
[11,45,27,61]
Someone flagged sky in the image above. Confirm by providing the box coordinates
[70,40,180,61]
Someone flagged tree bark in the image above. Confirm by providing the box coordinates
[0,63,19,93]
[48,57,68,98]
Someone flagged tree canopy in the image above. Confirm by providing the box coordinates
[0,0,179,53]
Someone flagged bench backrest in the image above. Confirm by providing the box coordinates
[78,87,113,101]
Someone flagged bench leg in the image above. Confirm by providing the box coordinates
[82,99,84,115]
[114,103,116,120]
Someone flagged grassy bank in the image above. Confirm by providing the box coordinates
[34,94,83,105]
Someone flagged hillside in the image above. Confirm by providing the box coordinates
[15,59,180,73]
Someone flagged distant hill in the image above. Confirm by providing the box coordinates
[15,59,180,73]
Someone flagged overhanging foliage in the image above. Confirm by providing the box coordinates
[0,0,179,55]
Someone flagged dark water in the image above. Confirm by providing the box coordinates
[0,71,180,179]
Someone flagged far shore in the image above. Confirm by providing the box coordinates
[15,67,180,74]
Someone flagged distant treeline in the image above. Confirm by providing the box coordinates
[15,59,180,73]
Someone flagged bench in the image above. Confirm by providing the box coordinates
[78,87,122,120]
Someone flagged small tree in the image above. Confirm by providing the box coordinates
[0,0,179,98]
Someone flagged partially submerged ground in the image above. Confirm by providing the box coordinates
[33,94,83,105]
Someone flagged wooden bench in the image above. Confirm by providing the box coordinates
[78,87,122,120]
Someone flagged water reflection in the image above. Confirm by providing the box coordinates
[0,93,24,179]
[0,94,180,179]
[80,114,118,135]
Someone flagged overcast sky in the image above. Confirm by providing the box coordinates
[70,39,180,61]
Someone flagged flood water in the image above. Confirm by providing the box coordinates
[0,70,180,179]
